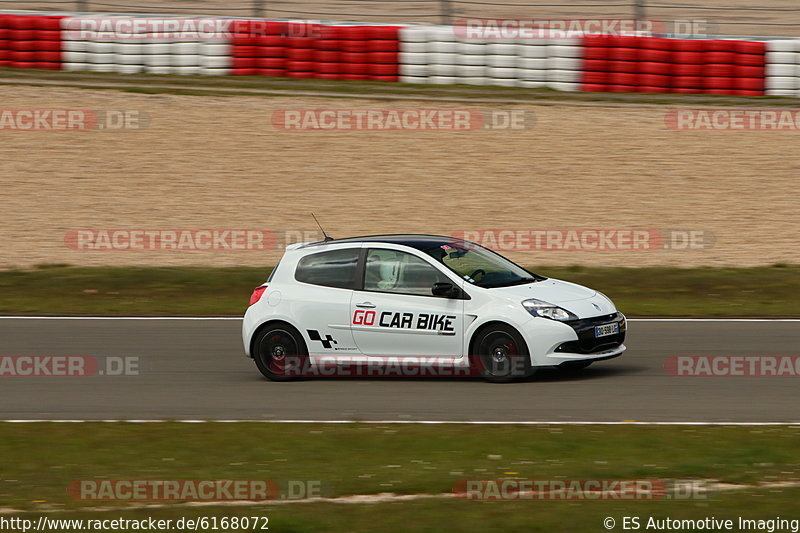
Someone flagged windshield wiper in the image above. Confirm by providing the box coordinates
[485,277,539,288]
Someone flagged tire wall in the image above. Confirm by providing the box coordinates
[3,12,797,96]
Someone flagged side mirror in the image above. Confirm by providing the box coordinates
[432,282,459,298]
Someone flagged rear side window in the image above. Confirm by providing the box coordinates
[295,248,359,289]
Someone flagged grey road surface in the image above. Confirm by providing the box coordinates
[1,318,798,422]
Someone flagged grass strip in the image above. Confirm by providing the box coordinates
[7,493,798,533]
[1,423,799,532]
[3,67,800,107]
[0,264,797,316]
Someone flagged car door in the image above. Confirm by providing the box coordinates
[292,246,360,356]
[350,247,464,357]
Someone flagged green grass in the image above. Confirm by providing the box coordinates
[0,265,271,316]
[537,264,800,317]
[0,264,798,316]
[10,493,800,533]
[4,67,800,106]
[1,423,799,531]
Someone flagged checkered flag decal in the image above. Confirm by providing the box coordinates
[307,330,338,349]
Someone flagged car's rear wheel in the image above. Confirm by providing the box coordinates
[471,324,532,383]
[253,323,308,381]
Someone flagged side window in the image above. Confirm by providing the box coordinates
[295,248,359,289]
[364,249,451,297]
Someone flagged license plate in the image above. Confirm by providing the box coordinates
[594,323,619,338]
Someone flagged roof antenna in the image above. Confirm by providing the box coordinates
[311,213,334,242]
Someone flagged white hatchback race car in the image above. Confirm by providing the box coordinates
[242,235,626,382]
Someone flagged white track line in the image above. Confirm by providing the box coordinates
[0,317,798,322]
[2,420,800,426]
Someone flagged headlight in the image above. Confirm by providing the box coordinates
[522,298,577,321]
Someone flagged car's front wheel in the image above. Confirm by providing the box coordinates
[471,324,533,383]
[253,323,308,381]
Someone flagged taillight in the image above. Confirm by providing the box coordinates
[249,286,267,306]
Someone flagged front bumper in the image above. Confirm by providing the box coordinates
[557,312,626,353]
[541,312,627,366]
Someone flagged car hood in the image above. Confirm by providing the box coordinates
[489,278,618,318]
[490,279,617,318]
[492,278,596,303]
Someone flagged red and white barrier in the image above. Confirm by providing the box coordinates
[1,11,797,97]
[581,35,766,95]
[765,39,800,96]
[397,26,582,90]
[228,21,399,81]
[59,15,230,75]
[0,13,64,70]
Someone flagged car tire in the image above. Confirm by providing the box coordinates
[253,323,309,381]
[471,324,533,383]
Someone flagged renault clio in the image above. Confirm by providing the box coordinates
[243,235,626,382]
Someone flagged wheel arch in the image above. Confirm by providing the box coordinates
[467,320,530,357]
[249,319,306,359]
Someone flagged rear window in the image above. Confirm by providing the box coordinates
[294,248,359,289]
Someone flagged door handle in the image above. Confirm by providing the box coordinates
[355,302,376,308]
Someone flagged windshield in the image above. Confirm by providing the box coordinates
[422,241,545,288]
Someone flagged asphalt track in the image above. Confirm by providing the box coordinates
[1,318,798,422]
